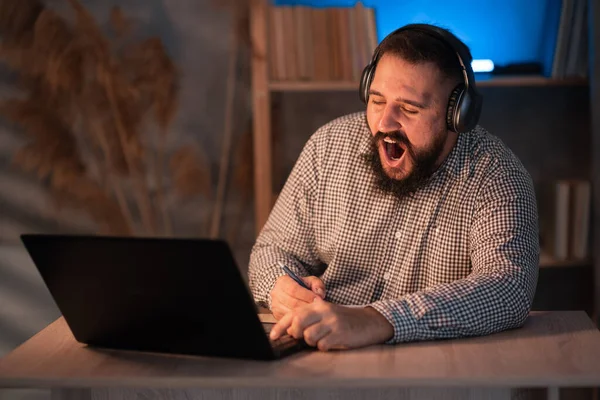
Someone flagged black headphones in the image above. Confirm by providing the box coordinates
[359,23,483,134]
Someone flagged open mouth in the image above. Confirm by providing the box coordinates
[382,137,405,161]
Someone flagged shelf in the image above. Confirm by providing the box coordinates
[268,76,588,92]
[270,80,359,91]
[476,75,588,87]
[539,252,592,268]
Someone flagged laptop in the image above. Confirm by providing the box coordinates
[20,233,308,361]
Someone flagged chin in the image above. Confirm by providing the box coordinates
[384,167,411,181]
[379,155,411,181]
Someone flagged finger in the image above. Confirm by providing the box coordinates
[303,323,331,347]
[270,312,294,340]
[317,334,336,352]
[286,309,322,339]
[302,276,326,299]
[271,302,291,321]
[317,333,348,352]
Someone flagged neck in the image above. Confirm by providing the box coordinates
[434,130,458,169]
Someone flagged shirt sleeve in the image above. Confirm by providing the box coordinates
[369,168,540,344]
[248,132,325,309]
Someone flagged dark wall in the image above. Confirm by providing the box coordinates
[479,85,591,184]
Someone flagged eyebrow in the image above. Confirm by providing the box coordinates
[368,89,430,109]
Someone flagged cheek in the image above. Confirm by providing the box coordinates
[366,106,379,134]
[405,118,443,149]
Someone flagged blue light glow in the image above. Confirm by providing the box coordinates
[471,59,495,73]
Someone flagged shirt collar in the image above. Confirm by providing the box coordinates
[437,128,476,182]
[435,131,465,181]
[358,115,373,156]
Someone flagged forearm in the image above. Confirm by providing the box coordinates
[369,264,536,344]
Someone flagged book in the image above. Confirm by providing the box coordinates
[570,180,591,259]
[538,179,591,261]
[267,3,377,82]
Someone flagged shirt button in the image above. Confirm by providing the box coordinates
[394,231,402,239]
[383,272,391,280]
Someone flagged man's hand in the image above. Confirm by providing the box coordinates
[270,275,326,320]
[269,298,394,351]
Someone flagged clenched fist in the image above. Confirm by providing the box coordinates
[270,274,326,320]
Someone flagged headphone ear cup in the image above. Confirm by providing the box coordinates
[359,63,375,104]
[456,89,482,133]
[446,84,464,133]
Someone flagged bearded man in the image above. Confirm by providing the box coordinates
[248,23,539,351]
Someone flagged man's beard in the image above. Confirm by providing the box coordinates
[362,130,446,200]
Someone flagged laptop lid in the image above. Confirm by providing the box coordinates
[20,234,279,360]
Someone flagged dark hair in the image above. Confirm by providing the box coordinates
[375,26,472,85]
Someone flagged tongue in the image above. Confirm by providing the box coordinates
[385,142,403,160]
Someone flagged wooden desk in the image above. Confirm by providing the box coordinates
[1,311,599,400]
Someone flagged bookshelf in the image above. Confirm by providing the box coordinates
[249,0,598,298]
[269,76,589,92]
[539,252,591,269]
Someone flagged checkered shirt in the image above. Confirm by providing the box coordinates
[248,112,540,344]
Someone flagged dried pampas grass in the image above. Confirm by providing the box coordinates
[0,0,43,39]
[0,0,212,236]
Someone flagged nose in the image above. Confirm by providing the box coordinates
[378,104,402,133]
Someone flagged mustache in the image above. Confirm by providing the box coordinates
[374,131,411,146]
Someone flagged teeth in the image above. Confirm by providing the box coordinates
[383,137,397,144]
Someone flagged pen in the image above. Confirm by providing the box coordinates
[278,262,310,290]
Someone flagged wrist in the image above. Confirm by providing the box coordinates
[364,306,394,343]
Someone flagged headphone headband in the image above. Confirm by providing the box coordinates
[370,24,475,91]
